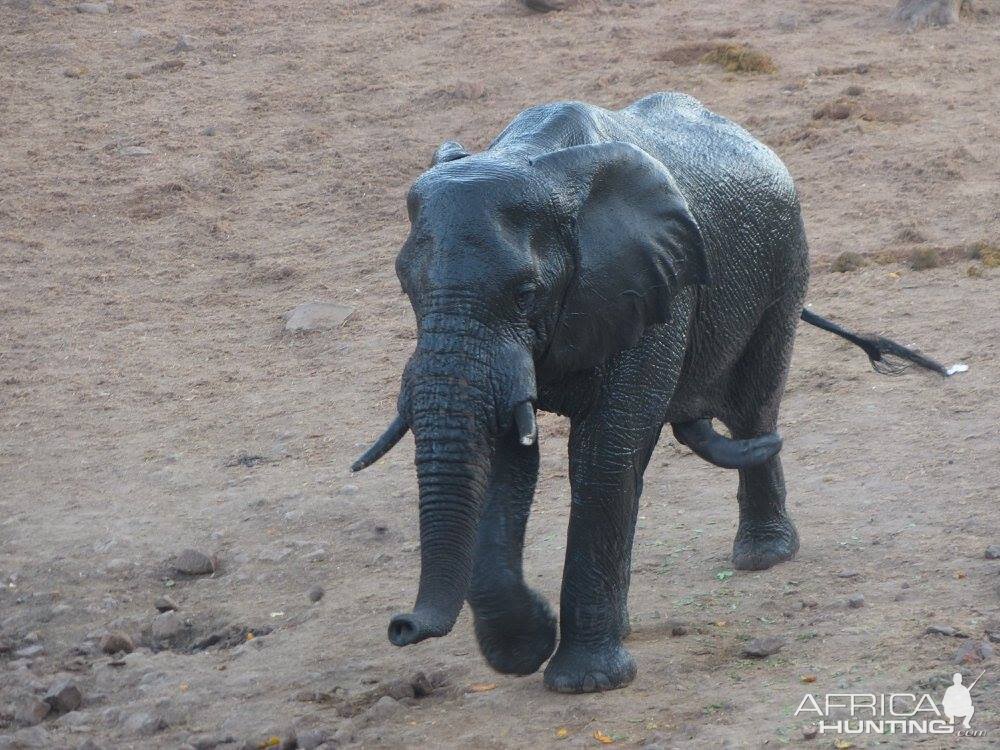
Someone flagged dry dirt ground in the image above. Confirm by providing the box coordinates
[2,1,999,748]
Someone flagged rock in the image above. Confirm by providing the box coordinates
[802,724,818,740]
[742,636,785,658]
[201,126,217,136]
[125,28,153,47]
[307,585,325,603]
[172,34,196,52]
[521,0,574,11]
[175,549,216,575]
[151,611,183,642]
[123,711,164,736]
[304,548,327,563]
[77,740,103,750]
[44,680,82,713]
[99,631,134,655]
[258,547,292,563]
[332,719,356,745]
[105,558,132,576]
[283,302,354,333]
[15,697,50,727]
[776,13,799,31]
[891,0,963,29]
[119,146,153,157]
[154,595,179,612]
[384,678,415,701]
[365,695,399,721]
[297,729,330,750]
[669,620,688,636]
[339,483,359,496]
[75,2,109,13]
[12,726,52,748]
[14,645,43,658]
[925,624,966,637]
[954,640,993,664]
[410,671,434,698]
[187,732,237,749]
[848,593,865,609]
[836,570,860,579]
[985,544,1000,559]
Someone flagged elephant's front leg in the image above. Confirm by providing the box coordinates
[543,406,663,693]
[468,430,557,675]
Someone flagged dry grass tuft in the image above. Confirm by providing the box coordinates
[830,251,868,273]
[965,240,1000,267]
[701,44,777,73]
[909,247,942,270]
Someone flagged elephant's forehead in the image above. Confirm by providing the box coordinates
[408,158,544,221]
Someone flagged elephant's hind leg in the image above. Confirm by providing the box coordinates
[723,299,802,571]
[468,432,556,675]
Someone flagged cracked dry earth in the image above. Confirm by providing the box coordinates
[1,0,998,748]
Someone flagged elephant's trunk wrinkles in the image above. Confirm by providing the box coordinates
[388,329,497,646]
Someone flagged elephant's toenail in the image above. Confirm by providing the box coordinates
[582,675,596,692]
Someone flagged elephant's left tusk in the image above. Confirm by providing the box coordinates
[672,419,781,470]
[512,401,537,446]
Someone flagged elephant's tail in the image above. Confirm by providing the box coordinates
[800,308,949,376]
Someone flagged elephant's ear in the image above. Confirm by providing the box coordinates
[532,142,711,373]
[431,140,470,166]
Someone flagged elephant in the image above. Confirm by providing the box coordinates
[351,93,948,693]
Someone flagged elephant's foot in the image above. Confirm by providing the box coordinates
[473,588,557,676]
[732,516,799,571]
[543,641,636,693]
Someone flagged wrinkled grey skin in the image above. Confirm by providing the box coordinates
[373,93,808,693]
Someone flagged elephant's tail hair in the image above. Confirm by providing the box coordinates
[800,308,949,377]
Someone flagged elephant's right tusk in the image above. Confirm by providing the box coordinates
[672,419,781,470]
[512,401,537,446]
[351,415,409,472]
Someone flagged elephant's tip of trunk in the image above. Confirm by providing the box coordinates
[387,610,455,647]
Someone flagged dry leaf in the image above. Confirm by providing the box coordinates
[834,740,854,749]
[955,571,967,579]
[259,738,281,749]
[555,727,569,739]
[801,674,817,683]
[468,682,497,693]
[593,729,614,744]
[714,620,727,627]
[179,682,189,692]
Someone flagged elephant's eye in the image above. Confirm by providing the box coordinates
[514,281,537,314]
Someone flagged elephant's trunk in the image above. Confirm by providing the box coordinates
[388,353,496,646]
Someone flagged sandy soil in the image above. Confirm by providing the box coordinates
[1,1,999,748]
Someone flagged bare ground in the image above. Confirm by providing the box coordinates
[1,1,998,748]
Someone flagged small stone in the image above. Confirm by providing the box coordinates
[304,548,327,563]
[14,645,44,658]
[332,721,356,745]
[410,671,434,698]
[296,729,330,750]
[75,2,109,13]
[307,585,325,603]
[151,611,183,641]
[44,680,83,713]
[283,302,354,332]
[925,624,966,637]
[384,678,415,701]
[154,595,178,612]
[123,711,164,736]
[836,570,860,579]
[99,631,134,655]
[802,724,818,740]
[187,733,237,749]
[985,545,1000,560]
[125,28,153,47]
[669,620,688,637]
[105,558,132,576]
[258,547,292,563]
[174,548,215,575]
[848,593,865,609]
[521,0,574,11]
[15,697,50,727]
[365,695,398,721]
[172,34,196,52]
[119,146,153,157]
[339,483,359,496]
[742,636,785,658]
[201,126,217,136]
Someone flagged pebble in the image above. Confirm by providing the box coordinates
[151,611,183,641]
[985,544,1000,560]
[847,594,865,609]
[339,483,359,496]
[201,126,218,136]
[14,645,44,658]
[105,558,132,576]
[258,547,292,563]
[172,34,196,52]
[186,732,237,749]
[307,585,325,603]
[123,711,165,736]
[15,697,50,727]
[99,631,135,655]
[119,146,153,157]
[175,549,216,575]
[44,679,83,713]
[283,302,354,332]
[802,724,818,740]
[125,28,153,47]
[154,595,179,612]
[742,636,785,658]
[75,2,109,13]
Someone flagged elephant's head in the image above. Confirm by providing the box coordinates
[353,139,710,647]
